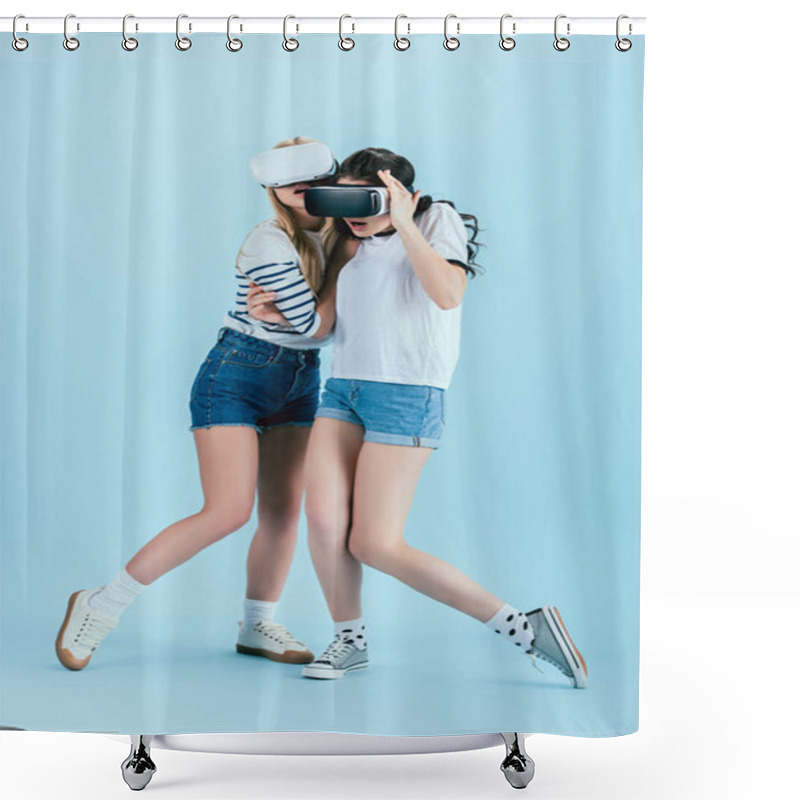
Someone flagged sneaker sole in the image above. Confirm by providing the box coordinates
[300,662,369,680]
[55,591,91,671]
[543,606,588,689]
[236,644,315,664]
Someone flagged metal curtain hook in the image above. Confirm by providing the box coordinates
[122,15,138,51]
[553,14,570,51]
[394,14,410,50]
[12,14,29,51]
[443,14,460,51]
[227,15,243,51]
[615,14,632,51]
[499,14,516,50]
[283,15,299,51]
[63,13,80,51]
[176,14,192,50]
[339,14,355,50]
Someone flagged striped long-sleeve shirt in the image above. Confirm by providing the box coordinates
[223,218,326,348]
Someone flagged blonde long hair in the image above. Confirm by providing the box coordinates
[267,136,339,296]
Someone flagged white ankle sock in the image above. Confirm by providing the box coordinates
[335,617,367,650]
[485,602,535,651]
[87,568,146,618]
[243,598,278,628]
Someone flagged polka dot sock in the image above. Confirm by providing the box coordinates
[485,602,535,652]
[334,617,367,650]
[243,598,278,629]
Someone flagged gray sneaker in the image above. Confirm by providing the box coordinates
[525,606,588,689]
[301,634,369,679]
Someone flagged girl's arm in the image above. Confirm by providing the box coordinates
[247,235,359,337]
[378,169,467,310]
[240,260,321,336]
[237,225,323,336]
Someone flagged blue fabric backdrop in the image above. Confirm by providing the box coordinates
[1,32,643,736]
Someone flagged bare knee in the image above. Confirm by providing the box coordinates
[202,504,253,539]
[305,495,334,537]
[258,496,302,536]
[305,498,348,549]
[348,528,402,569]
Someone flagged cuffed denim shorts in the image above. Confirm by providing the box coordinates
[189,328,321,434]
[315,377,445,448]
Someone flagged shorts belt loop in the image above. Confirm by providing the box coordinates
[217,328,226,343]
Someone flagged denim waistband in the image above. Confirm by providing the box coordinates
[216,327,320,362]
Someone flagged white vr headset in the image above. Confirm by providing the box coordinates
[249,142,338,188]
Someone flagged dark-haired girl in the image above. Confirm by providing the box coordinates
[247,148,588,687]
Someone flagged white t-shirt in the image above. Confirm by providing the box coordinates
[223,218,331,350]
[330,202,469,390]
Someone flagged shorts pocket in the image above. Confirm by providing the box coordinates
[222,347,276,368]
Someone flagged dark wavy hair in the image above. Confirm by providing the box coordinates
[332,147,483,276]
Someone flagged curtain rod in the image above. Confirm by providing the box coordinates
[2,16,646,36]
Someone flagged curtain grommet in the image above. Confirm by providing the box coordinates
[499,14,516,51]
[63,14,80,51]
[338,15,355,50]
[443,14,460,51]
[394,15,411,50]
[553,14,570,51]
[615,15,632,51]
[226,15,243,51]
[121,15,138,51]
[12,15,29,51]
[175,14,192,50]
[283,15,299,51]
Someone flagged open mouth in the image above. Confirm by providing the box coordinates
[347,220,367,231]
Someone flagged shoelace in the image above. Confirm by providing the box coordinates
[529,646,571,678]
[316,635,355,664]
[251,621,304,646]
[527,652,546,675]
[74,611,116,651]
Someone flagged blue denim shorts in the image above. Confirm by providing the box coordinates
[315,377,445,448]
[189,328,321,433]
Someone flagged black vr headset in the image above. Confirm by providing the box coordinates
[304,185,415,218]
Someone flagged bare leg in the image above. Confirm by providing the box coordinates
[303,417,365,622]
[348,442,504,623]
[245,424,312,601]
[125,427,260,585]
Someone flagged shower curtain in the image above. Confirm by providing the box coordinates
[0,29,644,738]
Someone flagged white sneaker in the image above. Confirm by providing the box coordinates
[55,589,119,670]
[301,635,369,679]
[236,620,314,664]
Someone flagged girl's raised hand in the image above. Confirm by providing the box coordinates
[246,283,290,325]
[377,169,421,231]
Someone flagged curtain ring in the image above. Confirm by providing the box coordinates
[499,14,516,50]
[394,15,410,50]
[227,15,243,51]
[63,13,80,51]
[12,15,29,51]
[443,14,460,51]
[339,15,355,50]
[615,15,632,51]
[122,15,138,51]
[283,15,299,51]
[176,14,192,50]
[553,14,570,51]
